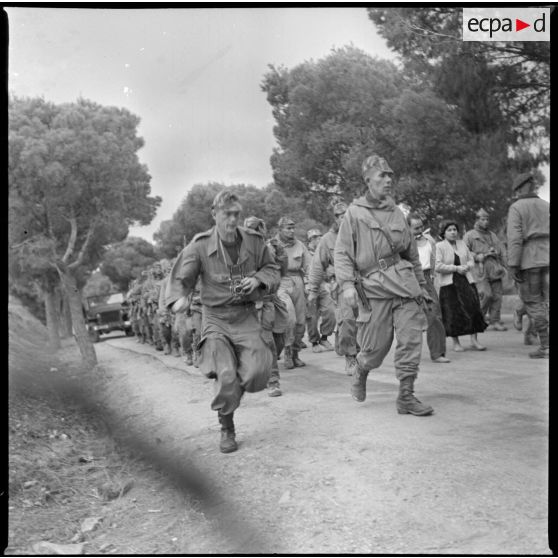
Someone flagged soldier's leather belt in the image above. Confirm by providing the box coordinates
[360,253,401,276]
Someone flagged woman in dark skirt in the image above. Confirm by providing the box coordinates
[435,220,488,352]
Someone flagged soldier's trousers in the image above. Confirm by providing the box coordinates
[277,275,305,346]
[335,294,358,357]
[518,267,549,349]
[479,278,504,324]
[306,283,336,344]
[423,271,447,360]
[199,304,273,415]
[356,296,426,381]
[260,299,284,389]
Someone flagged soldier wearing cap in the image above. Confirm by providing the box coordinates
[244,215,289,397]
[334,154,434,416]
[274,216,312,369]
[165,189,280,453]
[305,228,336,353]
[141,263,165,350]
[463,209,508,331]
[506,172,549,359]
[308,202,359,374]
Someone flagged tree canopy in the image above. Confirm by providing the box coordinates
[367,7,550,162]
[9,95,162,366]
[261,45,525,230]
[101,236,159,292]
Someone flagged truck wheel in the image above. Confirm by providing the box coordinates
[125,328,134,337]
[89,330,100,343]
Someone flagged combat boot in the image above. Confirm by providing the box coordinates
[312,343,327,353]
[396,377,434,416]
[345,355,358,376]
[529,347,549,359]
[283,346,295,369]
[319,336,334,351]
[184,350,194,366]
[513,309,523,331]
[268,382,282,397]
[351,364,368,402]
[218,412,237,453]
[292,349,306,367]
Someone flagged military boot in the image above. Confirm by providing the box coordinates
[184,350,194,366]
[218,412,238,453]
[351,364,368,402]
[283,346,295,369]
[292,349,306,367]
[396,377,434,416]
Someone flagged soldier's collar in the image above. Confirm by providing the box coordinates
[353,195,395,210]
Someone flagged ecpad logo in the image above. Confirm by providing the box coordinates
[463,8,550,42]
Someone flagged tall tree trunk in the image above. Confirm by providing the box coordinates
[59,268,97,369]
[58,288,73,338]
[43,287,61,350]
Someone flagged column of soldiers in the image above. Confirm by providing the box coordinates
[119,156,547,453]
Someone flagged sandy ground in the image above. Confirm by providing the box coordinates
[94,317,549,555]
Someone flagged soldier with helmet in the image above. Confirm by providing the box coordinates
[334,154,434,416]
[305,228,336,354]
[165,189,280,453]
[274,216,312,369]
[308,202,359,375]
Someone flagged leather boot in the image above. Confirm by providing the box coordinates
[396,377,434,416]
[283,346,295,369]
[351,364,368,402]
[292,349,306,367]
[218,412,237,453]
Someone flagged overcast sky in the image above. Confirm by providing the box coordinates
[7,7,549,242]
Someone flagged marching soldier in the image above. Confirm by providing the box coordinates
[334,154,434,416]
[506,172,549,359]
[244,216,289,397]
[308,202,359,375]
[464,209,508,331]
[165,189,280,453]
[274,217,311,369]
[305,228,336,353]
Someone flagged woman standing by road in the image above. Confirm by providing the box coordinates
[436,220,488,352]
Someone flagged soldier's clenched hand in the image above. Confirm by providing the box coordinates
[240,276,261,294]
[343,286,358,308]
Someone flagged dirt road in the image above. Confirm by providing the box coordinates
[95,321,549,554]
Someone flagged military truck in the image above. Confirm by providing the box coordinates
[84,292,132,343]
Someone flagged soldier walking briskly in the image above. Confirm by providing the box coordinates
[407,213,450,364]
[244,216,289,397]
[274,217,311,369]
[464,209,508,331]
[334,154,434,416]
[308,202,359,375]
[165,189,280,453]
[506,172,549,359]
[305,229,336,354]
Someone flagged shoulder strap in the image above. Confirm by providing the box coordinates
[369,209,397,254]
